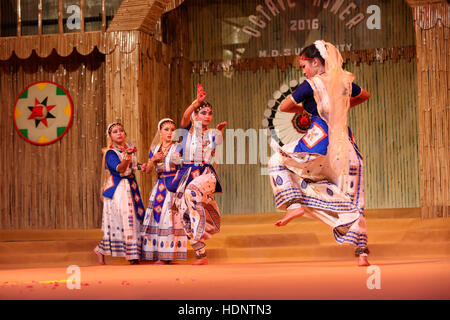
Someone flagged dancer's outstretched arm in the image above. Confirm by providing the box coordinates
[116,146,136,173]
[181,100,200,128]
[181,84,207,128]
[350,88,370,108]
[280,95,304,113]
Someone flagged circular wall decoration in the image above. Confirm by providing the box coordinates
[13,81,74,146]
[262,77,311,147]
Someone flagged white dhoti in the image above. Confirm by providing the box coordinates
[269,140,368,252]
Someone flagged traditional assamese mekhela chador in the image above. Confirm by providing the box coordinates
[140,118,187,264]
[94,122,145,265]
[168,84,227,265]
[268,40,371,266]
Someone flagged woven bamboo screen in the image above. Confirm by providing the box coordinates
[407,0,449,218]
[0,50,106,229]
[103,29,191,214]
[187,0,415,61]
[136,32,187,203]
[0,31,184,229]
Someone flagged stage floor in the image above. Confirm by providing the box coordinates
[1,257,449,300]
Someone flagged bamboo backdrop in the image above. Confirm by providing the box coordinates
[0,30,188,229]
[104,30,177,210]
[346,60,420,210]
[136,31,188,203]
[409,0,449,218]
[187,0,416,61]
[0,31,182,229]
[192,58,420,213]
[135,5,192,200]
[107,0,171,34]
[0,49,105,229]
[0,31,150,60]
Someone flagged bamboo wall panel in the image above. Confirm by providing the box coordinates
[0,29,188,229]
[104,31,143,199]
[192,58,419,214]
[346,60,420,210]
[0,49,105,229]
[107,0,172,34]
[0,30,150,61]
[138,33,191,205]
[408,0,449,218]
[187,0,416,61]
[138,6,193,199]
[137,33,175,202]
[104,30,187,209]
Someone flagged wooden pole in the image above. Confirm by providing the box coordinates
[58,0,63,33]
[80,0,85,33]
[102,0,106,31]
[38,0,42,35]
[17,0,21,36]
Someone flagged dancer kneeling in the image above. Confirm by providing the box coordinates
[94,122,145,265]
[168,85,227,265]
[268,41,371,266]
[140,118,187,264]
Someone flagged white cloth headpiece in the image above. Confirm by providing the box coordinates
[314,40,328,61]
[150,118,176,156]
[106,122,122,136]
[158,118,175,131]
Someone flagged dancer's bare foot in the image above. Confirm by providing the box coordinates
[154,260,165,265]
[192,257,208,265]
[274,207,304,226]
[358,255,370,267]
[93,248,105,265]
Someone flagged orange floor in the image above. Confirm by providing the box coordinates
[0,257,449,300]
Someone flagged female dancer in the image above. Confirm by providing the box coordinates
[94,122,146,265]
[268,41,371,266]
[168,85,227,265]
[140,118,187,264]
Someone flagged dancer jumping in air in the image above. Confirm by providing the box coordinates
[268,41,371,266]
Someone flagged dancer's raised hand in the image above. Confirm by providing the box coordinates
[197,84,206,103]
[216,121,227,132]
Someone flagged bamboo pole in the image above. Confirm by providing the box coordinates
[58,0,63,33]
[80,0,85,33]
[102,0,106,31]
[38,0,42,35]
[407,0,449,218]
[17,0,21,36]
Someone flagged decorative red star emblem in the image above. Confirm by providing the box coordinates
[28,97,56,128]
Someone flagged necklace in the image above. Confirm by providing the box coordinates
[111,143,127,152]
[160,143,172,156]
